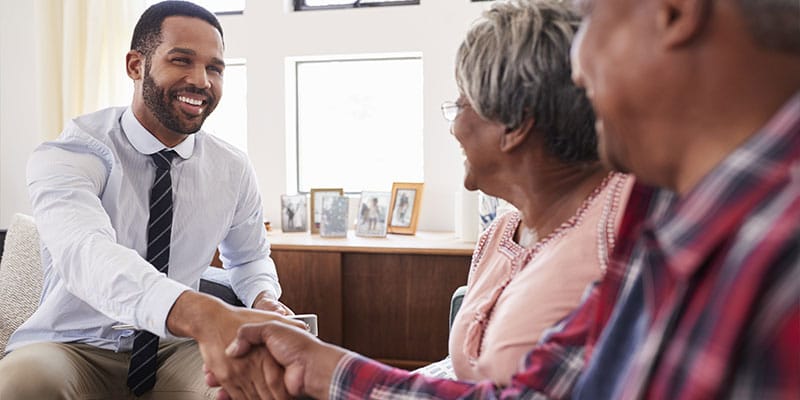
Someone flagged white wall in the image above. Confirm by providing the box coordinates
[0,0,489,230]
[0,1,41,228]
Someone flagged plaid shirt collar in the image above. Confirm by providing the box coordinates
[648,91,800,281]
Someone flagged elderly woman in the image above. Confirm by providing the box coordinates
[430,0,633,385]
[210,1,634,398]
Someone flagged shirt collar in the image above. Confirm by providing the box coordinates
[650,91,800,281]
[121,107,195,159]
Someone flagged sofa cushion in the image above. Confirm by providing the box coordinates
[0,214,43,358]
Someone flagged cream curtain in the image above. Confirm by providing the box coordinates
[36,0,146,139]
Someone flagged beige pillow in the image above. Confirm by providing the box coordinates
[0,214,43,358]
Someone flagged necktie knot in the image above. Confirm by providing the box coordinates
[151,150,174,170]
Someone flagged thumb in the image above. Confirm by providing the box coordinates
[224,323,265,357]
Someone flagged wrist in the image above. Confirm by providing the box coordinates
[166,290,230,339]
[251,290,273,308]
[306,343,347,399]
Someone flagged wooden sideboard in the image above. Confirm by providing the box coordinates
[215,231,474,370]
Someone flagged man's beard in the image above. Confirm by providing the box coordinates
[142,71,215,135]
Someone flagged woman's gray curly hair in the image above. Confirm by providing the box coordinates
[455,0,597,163]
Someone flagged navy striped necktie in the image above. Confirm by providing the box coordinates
[127,150,175,396]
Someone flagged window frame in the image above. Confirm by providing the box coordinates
[293,0,420,12]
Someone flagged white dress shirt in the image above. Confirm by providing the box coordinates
[7,106,281,352]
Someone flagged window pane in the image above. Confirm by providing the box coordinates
[202,59,247,153]
[295,57,424,193]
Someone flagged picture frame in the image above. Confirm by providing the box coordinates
[310,188,344,234]
[320,195,349,238]
[280,194,308,232]
[387,182,424,235]
[355,191,391,238]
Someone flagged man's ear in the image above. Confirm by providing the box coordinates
[499,118,535,153]
[657,0,712,48]
[126,50,144,80]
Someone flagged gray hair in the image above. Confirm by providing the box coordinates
[736,0,800,53]
[455,0,597,163]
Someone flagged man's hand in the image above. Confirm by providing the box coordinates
[166,291,305,400]
[210,321,347,399]
[252,291,294,316]
[204,345,291,400]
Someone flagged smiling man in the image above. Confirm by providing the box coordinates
[0,1,302,399]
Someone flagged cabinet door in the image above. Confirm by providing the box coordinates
[271,250,343,345]
[342,253,470,369]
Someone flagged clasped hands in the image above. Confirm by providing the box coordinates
[200,296,344,400]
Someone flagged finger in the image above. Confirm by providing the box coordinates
[255,307,306,330]
[215,388,232,400]
[226,336,253,358]
[205,368,221,387]
[221,385,247,400]
[261,347,292,400]
[256,300,296,318]
[254,299,283,313]
[227,320,298,358]
[280,315,307,330]
[243,380,260,400]
[246,347,283,400]
[281,303,295,316]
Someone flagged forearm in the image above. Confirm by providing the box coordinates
[330,354,546,400]
[166,290,231,339]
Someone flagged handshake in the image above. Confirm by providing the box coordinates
[203,313,346,400]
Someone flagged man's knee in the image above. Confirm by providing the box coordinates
[0,344,77,399]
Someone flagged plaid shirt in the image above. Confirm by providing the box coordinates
[329,93,800,400]
[594,92,800,399]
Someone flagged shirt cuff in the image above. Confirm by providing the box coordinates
[135,277,191,338]
[329,352,361,400]
[228,258,282,308]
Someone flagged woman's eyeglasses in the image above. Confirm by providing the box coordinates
[441,100,465,122]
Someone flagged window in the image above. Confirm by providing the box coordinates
[289,54,424,193]
[146,0,245,14]
[294,0,419,11]
[202,59,248,152]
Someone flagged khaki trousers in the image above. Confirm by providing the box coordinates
[0,340,216,400]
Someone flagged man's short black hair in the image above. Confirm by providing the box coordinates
[131,1,224,57]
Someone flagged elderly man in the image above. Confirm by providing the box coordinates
[213,0,799,398]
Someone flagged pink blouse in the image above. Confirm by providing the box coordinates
[449,173,633,385]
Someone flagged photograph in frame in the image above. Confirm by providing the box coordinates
[280,194,308,232]
[388,182,424,235]
[355,191,391,237]
[310,188,344,234]
[320,195,349,238]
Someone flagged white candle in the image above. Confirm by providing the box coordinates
[454,189,479,242]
